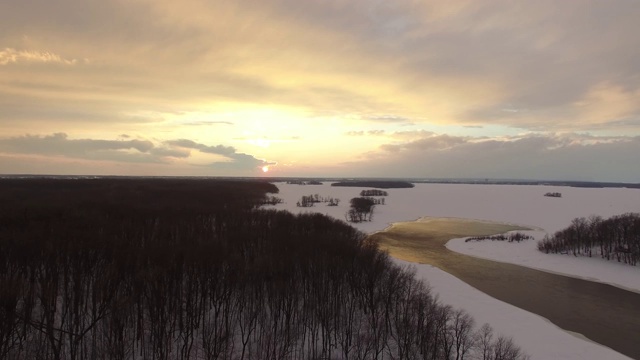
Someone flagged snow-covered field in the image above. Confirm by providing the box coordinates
[263,181,640,360]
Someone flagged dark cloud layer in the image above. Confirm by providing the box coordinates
[166,139,236,156]
[0,133,155,160]
[167,139,274,168]
[0,133,271,171]
[347,133,640,183]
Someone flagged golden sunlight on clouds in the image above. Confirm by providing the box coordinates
[1,0,639,180]
[0,48,80,65]
[573,82,640,125]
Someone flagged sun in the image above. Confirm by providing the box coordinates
[262,166,269,173]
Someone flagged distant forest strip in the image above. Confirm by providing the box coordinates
[410,179,640,188]
[360,189,388,196]
[0,177,277,212]
[538,213,640,266]
[331,181,415,189]
[0,179,526,360]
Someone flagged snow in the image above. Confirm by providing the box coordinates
[396,259,631,360]
[263,181,640,360]
[447,230,640,294]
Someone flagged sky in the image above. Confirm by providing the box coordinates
[1,0,639,182]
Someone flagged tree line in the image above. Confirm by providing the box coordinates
[0,178,526,360]
[345,197,387,223]
[537,213,640,266]
[286,180,322,185]
[465,233,533,243]
[296,194,340,207]
[360,190,388,197]
[259,196,283,205]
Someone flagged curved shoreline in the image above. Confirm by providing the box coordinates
[445,230,640,294]
[394,259,630,360]
[445,233,640,296]
[371,216,640,360]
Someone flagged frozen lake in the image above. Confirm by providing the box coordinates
[264,182,640,359]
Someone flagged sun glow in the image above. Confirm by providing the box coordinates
[262,166,269,173]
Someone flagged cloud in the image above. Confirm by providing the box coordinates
[346,130,386,136]
[345,132,640,182]
[0,133,154,157]
[149,147,190,158]
[380,134,468,153]
[597,118,640,128]
[210,153,276,171]
[0,133,272,172]
[364,115,411,123]
[183,121,234,126]
[1,1,640,178]
[0,48,80,65]
[165,139,273,168]
[165,139,236,156]
[389,130,437,140]
[2,0,640,134]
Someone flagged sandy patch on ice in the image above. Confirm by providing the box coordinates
[373,217,527,264]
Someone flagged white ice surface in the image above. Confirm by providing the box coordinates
[263,182,640,359]
[396,259,631,360]
[447,231,640,294]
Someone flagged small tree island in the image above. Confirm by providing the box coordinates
[346,197,376,222]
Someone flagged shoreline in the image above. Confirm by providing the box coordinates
[267,182,640,359]
[371,216,528,264]
[446,236,640,295]
[372,216,640,360]
[445,231,640,295]
[393,259,631,360]
[377,215,640,294]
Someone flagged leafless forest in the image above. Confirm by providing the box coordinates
[538,213,640,266]
[0,178,526,360]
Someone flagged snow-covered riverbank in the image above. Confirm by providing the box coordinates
[447,230,640,294]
